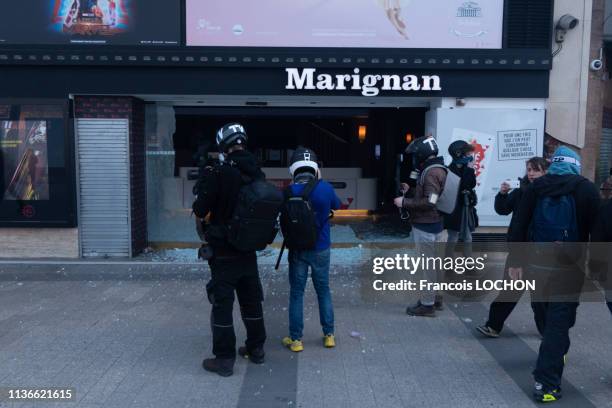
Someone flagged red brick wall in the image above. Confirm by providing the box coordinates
[74,96,133,119]
[129,99,147,256]
[74,96,148,256]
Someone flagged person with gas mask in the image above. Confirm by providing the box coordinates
[394,136,447,317]
[444,140,478,258]
[192,123,269,377]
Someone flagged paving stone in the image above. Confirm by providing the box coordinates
[0,261,609,408]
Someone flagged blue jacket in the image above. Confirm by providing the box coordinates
[289,180,341,250]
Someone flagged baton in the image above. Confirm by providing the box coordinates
[275,239,286,270]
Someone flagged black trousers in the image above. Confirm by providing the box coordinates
[532,301,578,390]
[529,265,584,391]
[206,253,266,359]
[486,258,545,335]
[487,297,545,335]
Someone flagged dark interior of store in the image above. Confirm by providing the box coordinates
[172,107,427,211]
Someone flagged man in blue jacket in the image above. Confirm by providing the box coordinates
[282,148,341,352]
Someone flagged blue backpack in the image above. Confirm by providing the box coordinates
[530,194,578,243]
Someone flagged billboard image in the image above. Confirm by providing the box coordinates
[1,120,50,201]
[0,0,179,46]
[52,0,128,38]
[186,0,504,49]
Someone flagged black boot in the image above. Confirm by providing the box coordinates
[202,357,235,377]
[406,301,436,317]
[238,346,265,364]
[434,295,444,311]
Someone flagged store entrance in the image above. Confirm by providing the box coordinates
[146,105,426,246]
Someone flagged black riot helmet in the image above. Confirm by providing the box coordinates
[405,136,439,169]
[448,140,475,160]
[216,123,248,152]
[289,147,319,177]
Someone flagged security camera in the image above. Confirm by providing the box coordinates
[555,14,579,43]
[591,59,603,71]
[590,48,605,71]
[557,14,579,31]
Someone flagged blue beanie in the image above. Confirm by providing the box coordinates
[548,146,581,176]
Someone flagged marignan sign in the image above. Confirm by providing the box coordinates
[285,68,442,97]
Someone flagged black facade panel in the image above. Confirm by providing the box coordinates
[0,66,550,99]
[504,0,554,49]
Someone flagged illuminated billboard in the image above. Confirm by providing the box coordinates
[0,0,180,46]
[186,0,504,49]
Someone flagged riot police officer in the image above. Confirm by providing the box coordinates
[193,123,267,377]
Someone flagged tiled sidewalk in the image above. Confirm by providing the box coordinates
[0,261,610,408]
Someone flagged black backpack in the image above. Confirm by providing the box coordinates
[280,179,320,250]
[227,175,283,252]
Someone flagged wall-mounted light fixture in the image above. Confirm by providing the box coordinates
[358,125,367,143]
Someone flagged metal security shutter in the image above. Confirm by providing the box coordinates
[76,119,131,257]
[600,128,612,185]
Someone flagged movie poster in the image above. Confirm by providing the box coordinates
[1,120,50,201]
[51,0,130,40]
[0,0,179,46]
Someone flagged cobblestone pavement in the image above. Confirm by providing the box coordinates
[0,255,610,408]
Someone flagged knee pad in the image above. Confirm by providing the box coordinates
[206,280,235,307]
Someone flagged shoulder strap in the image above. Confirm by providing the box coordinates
[419,164,447,185]
[284,179,320,201]
[300,179,320,199]
[228,160,256,185]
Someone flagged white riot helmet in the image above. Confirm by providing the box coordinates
[289,147,319,177]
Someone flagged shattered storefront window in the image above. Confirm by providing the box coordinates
[146,104,200,245]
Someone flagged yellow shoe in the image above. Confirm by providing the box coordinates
[282,337,304,352]
[323,334,335,348]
